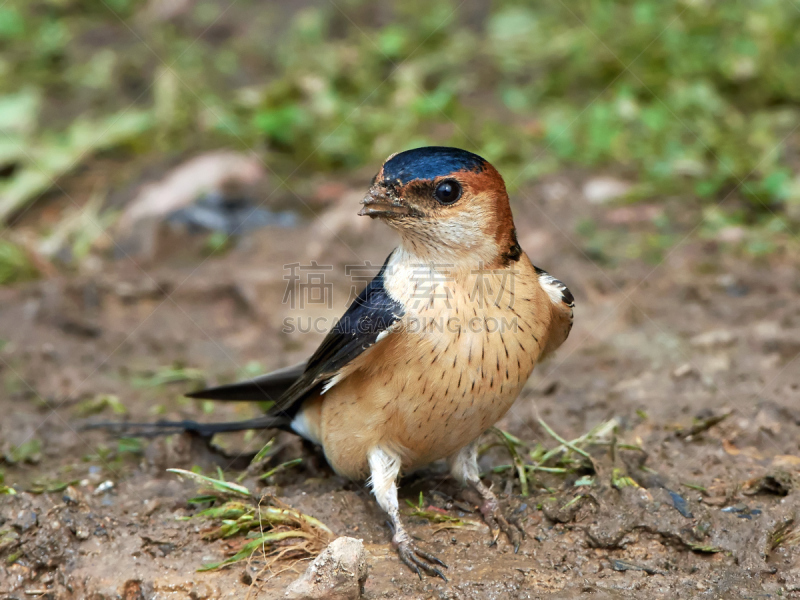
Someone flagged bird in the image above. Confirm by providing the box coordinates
[96,146,574,579]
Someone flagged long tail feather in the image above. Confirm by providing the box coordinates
[81,415,289,438]
[186,361,306,402]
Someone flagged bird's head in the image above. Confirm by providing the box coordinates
[360,146,521,267]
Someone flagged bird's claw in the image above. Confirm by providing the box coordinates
[480,496,526,553]
[395,539,448,581]
[387,519,448,581]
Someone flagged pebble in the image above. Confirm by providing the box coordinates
[284,537,369,600]
[690,329,737,350]
[62,486,83,505]
[582,177,633,204]
[15,510,38,533]
[672,363,697,379]
[94,480,114,495]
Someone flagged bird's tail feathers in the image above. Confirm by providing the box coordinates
[80,415,289,438]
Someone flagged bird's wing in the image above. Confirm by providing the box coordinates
[185,250,404,418]
[272,249,404,415]
[533,264,575,357]
[185,361,307,402]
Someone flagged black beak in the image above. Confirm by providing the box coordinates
[359,185,414,219]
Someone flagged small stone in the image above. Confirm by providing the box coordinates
[772,455,800,471]
[94,480,114,495]
[715,226,745,244]
[582,177,632,204]
[690,329,737,350]
[704,354,731,374]
[143,499,162,517]
[62,485,83,505]
[672,363,696,379]
[754,408,782,436]
[760,353,782,370]
[285,537,369,600]
[14,510,38,533]
[189,582,216,599]
[757,327,800,358]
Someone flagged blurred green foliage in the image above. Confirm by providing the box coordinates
[0,239,38,284]
[1,0,800,225]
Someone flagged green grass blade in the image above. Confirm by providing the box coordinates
[167,468,252,497]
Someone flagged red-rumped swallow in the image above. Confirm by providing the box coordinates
[102,147,574,579]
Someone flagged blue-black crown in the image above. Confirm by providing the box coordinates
[381,146,487,185]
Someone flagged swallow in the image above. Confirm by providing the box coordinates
[97,147,574,580]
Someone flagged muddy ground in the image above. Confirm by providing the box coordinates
[1,172,799,599]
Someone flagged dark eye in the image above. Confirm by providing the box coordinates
[434,180,462,205]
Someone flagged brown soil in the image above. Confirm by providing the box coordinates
[1,173,799,599]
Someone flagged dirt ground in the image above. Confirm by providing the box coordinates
[1,171,799,599]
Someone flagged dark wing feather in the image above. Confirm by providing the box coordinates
[185,361,307,402]
[271,250,404,416]
[184,251,404,420]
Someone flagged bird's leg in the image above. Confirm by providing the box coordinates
[448,442,525,552]
[367,447,447,581]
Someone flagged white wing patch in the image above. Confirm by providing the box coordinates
[320,372,344,394]
[539,275,564,305]
[539,272,567,305]
[536,268,575,325]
